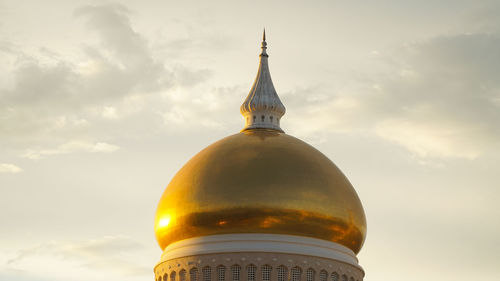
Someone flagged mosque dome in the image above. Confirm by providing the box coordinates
[154,31,366,255]
[155,129,366,253]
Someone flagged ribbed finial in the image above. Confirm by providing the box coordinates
[240,31,286,132]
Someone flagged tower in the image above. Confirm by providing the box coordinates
[154,32,367,281]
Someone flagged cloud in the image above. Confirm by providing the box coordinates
[6,236,150,279]
[286,32,500,159]
[159,85,242,131]
[0,163,22,173]
[101,106,119,119]
[2,3,497,162]
[463,2,500,34]
[21,141,119,159]
[73,4,172,99]
[369,33,500,159]
[374,118,482,159]
[0,3,211,151]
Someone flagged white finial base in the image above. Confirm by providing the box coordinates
[242,111,283,132]
[240,31,286,132]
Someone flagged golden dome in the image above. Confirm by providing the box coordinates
[155,129,366,253]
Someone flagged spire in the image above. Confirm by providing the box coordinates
[261,28,268,57]
[240,31,286,132]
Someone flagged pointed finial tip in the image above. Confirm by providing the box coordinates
[260,28,268,56]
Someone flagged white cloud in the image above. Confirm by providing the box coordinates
[369,33,500,159]
[0,163,23,173]
[0,3,211,150]
[1,2,498,163]
[22,141,119,159]
[375,119,481,159]
[5,236,150,281]
[159,85,241,131]
[285,32,500,160]
[101,106,119,119]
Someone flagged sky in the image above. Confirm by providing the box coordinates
[1,0,499,280]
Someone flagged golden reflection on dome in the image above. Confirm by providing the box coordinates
[155,129,366,253]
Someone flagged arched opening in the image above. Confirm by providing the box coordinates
[190,268,198,281]
[291,267,302,281]
[277,265,288,281]
[202,266,211,281]
[262,265,272,281]
[306,268,315,281]
[319,270,328,281]
[231,264,241,281]
[247,264,257,281]
[180,269,187,281]
[217,265,226,281]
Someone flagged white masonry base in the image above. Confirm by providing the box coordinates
[154,234,364,281]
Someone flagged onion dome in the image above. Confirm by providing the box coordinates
[240,29,286,132]
[154,32,366,254]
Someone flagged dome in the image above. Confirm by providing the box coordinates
[154,129,367,253]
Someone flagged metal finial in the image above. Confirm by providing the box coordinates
[260,29,268,57]
[240,28,285,132]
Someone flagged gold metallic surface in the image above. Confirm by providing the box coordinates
[155,129,366,253]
